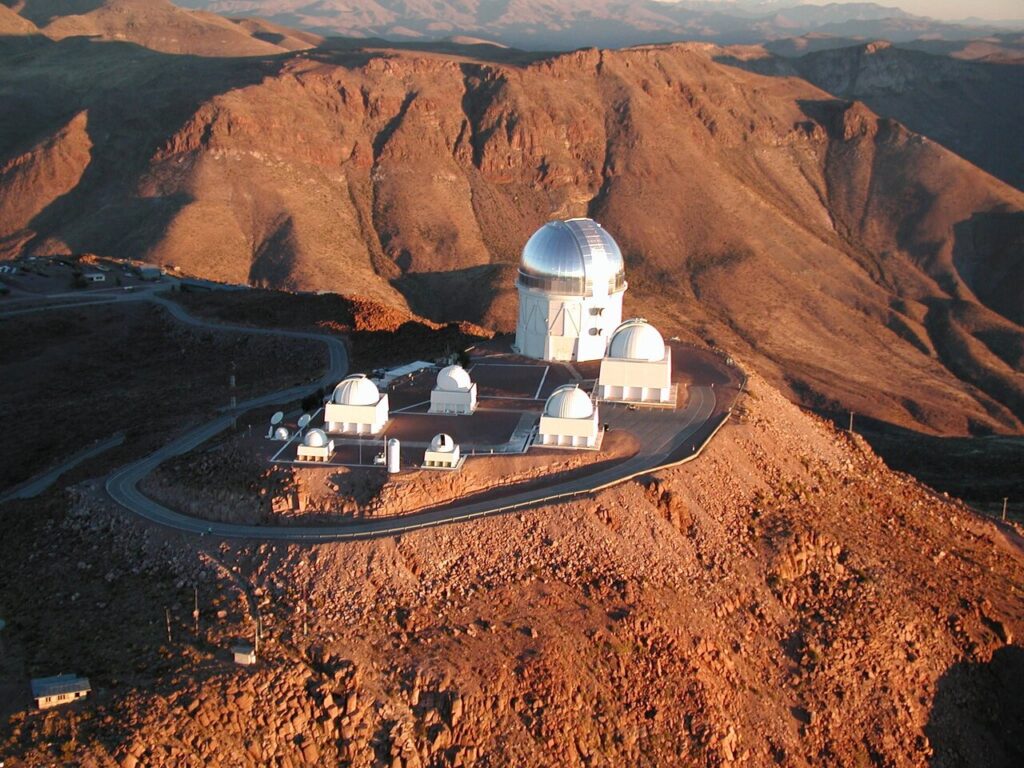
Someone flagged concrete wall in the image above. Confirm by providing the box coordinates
[597,348,673,402]
[537,412,601,447]
[515,285,624,362]
[429,384,477,414]
[424,446,461,468]
[324,396,389,435]
[297,442,334,461]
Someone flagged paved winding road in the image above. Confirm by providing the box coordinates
[5,287,731,542]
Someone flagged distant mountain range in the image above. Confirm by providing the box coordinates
[164,0,1022,48]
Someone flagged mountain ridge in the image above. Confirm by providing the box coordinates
[171,0,1022,49]
[1,30,1021,439]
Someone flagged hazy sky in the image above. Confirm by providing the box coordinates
[792,0,1024,21]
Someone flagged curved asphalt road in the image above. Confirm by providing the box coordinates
[9,288,724,542]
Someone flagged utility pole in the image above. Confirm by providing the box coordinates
[848,410,854,432]
[229,360,237,409]
[1003,497,1009,522]
[165,607,172,644]
[302,583,309,638]
[193,587,200,639]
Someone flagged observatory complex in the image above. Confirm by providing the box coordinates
[514,218,627,362]
[275,217,686,474]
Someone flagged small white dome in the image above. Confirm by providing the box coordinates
[436,364,471,392]
[608,318,665,362]
[273,426,290,440]
[304,428,329,447]
[333,374,380,406]
[429,433,457,453]
[544,384,594,419]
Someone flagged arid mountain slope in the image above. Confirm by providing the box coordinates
[765,31,1024,62]
[724,40,1024,190]
[3,373,1022,766]
[0,2,37,34]
[1,35,1022,437]
[3,0,318,55]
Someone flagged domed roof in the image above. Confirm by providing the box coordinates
[436,364,471,391]
[544,384,595,419]
[333,374,380,406]
[429,433,457,453]
[273,426,290,441]
[304,428,329,447]
[518,218,626,297]
[608,318,666,362]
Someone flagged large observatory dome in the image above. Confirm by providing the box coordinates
[518,218,626,297]
[436,365,471,392]
[333,374,380,406]
[544,384,595,419]
[608,319,666,362]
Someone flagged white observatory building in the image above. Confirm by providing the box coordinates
[429,365,478,415]
[297,428,334,462]
[423,433,462,470]
[325,374,389,435]
[514,218,627,362]
[597,318,675,405]
[537,384,602,448]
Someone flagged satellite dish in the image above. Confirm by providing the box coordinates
[270,411,284,426]
[297,414,311,429]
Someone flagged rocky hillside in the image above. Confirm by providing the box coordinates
[725,39,1024,190]
[2,30,1022,438]
[3,372,1021,766]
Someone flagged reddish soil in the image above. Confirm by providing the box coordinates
[3,372,1021,767]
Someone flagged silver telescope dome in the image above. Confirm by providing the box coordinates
[518,218,626,297]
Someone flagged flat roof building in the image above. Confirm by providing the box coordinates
[31,674,90,709]
[232,643,257,666]
[597,318,675,406]
[429,365,478,415]
[537,384,602,449]
[514,218,627,363]
[325,374,389,435]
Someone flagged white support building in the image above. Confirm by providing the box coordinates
[537,384,602,448]
[31,674,90,710]
[325,374,389,435]
[423,433,462,470]
[296,428,334,462]
[429,365,478,415]
[233,643,257,666]
[597,318,675,406]
[514,218,627,362]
